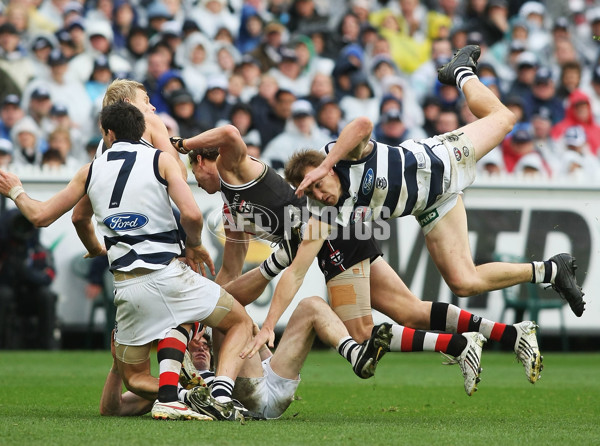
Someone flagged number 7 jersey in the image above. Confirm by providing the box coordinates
[86,140,183,272]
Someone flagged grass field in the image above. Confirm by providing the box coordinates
[1,350,599,446]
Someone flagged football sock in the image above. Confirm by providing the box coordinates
[259,244,292,280]
[454,67,477,90]
[430,302,517,349]
[157,325,190,403]
[389,324,466,357]
[336,336,362,367]
[211,376,235,402]
[531,260,557,284]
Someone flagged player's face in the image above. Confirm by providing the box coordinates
[128,88,156,114]
[191,158,220,194]
[303,166,341,205]
[189,334,211,371]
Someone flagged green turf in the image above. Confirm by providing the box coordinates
[0,350,598,446]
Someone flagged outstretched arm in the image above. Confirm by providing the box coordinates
[240,217,331,358]
[295,116,373,197]
[0,165,89,227]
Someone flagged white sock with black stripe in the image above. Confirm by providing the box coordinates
[531,261,557,284]
[211,376,235,402]
[336,336,361,367]
[454,67,477,90]
[259,244,291,280]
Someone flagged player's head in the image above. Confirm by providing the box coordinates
[188,147,221,194]
[99,101,145,146]
[189,330,213,371]
[103,79,155,114]
[285,149,342,205]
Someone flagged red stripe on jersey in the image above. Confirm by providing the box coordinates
[435,333,452,352]
[490,323,507,342]
[457,310,471,333]
[158,337,186,352]
[401,328,415,351]
[159,371,180,387]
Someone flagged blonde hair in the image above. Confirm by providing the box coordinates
[102,79,146,108]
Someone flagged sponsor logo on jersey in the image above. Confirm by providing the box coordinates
[417,209,439,227]
[415,152,426,169]
[361,168,374,195]
[104,213,148,231]
[463,145,470,157]
[446,134,459,142]
[375,177,388,189]
[329,249,343,266]
[454,147,462,161]
[352,206,372,223]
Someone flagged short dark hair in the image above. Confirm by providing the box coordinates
[187,147,219,164]
[99,101,145,141]
[284,149,326,187]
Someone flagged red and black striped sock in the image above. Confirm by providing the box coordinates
[157,325,190,403]
[430,302,517,348]
[389,324,467,358]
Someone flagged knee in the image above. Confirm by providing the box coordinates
[296,296,324,315]
[499,108,516,134]
[444,275,477,297]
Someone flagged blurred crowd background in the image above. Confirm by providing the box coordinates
[0,0,600,180]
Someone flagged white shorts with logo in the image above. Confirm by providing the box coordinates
[232,356,300,419]
[113,259,221,345]
[416,129,477,235]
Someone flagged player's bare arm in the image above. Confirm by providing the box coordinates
[0,164,89,227]
[295,116,373,197]
[159,152,215,276]
[145,112,188,178]
[241,216,331,358]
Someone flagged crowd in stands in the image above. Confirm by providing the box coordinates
[1,0,600,181]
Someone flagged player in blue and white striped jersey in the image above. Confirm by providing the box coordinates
[245,45,585,359]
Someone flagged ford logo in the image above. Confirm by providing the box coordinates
[361,168,374,195]
[103,213,149,231]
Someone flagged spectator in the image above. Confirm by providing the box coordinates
[215,42,241,78]
[582,65,600,123]
[190,0,240,41]
[315,97,344,139]
[556,61,583,103]
[501,123,551,176]
[0,94,24,141]
[506,51,538,99]
[410,37,453,104]
[195,75,232,129]
[46,127,79,169]
[10,116,44,167]
[145,2,173,38]
[235,5,264,54]
[373,107,426,146]
[253,87,295,148]
[551,89,600,155]
[287,0,328,36]
[40,147,66,169]
[226,102,261,155]
[291,34,334,78]
[422,95,442,137]
[168,88,204,138]
[123,26,150,81]
[111,0,139,52]
[235,55,262,102]
[67,20,131,85]
[249,21,287,73]
[523,66,565,124]
[29,34,56,81]
[143,43,175,105]
[85,55,114,112]
[302,71,334,111]
[557,125,600,180]
[48,103,86,162]
[262,99,329,171]
[517,1,552,56]
[0,137,13,168]
[65,19,87,57]
[339,72,379,123]
[0,209,58,350]
[268,46,311,97]
[530,108,562,174]
[23,86,53,141]
[151,69,186,114]
[179,31,218,102]
[0,22,35,94]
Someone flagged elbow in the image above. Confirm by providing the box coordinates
[221,125,242,145]
[354,116,374,138]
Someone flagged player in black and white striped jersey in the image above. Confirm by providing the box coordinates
[245,45,585,361]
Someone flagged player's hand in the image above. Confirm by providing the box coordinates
[185,244,216,277]
[85,284,103,300]
[0,169,22,196]
[170,136,189,154]
[240,326,274,359]
[83,246,107,258]
[294,165,329,198]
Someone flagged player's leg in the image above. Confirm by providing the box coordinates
[325,259,375,343]
[437,45,515,160]
[114,342,157,401]
[425,196,532,297]
[222,266,270,306]
[270,296,391,380]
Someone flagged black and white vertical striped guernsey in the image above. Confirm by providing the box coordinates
[307,139,446,227]
[86,139,183,272]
